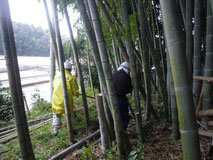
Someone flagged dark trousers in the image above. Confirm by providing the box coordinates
[118,99,129,129]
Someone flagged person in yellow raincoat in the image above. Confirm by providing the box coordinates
[52,61,79,136]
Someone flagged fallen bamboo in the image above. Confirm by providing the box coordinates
[0,118,52,144]
[208,121,213,127]
[198,129,213,138]
[79,93,95,99]
[0,113,52,132]
[193,76,213,83]
[197,109,213,117]
[49,130,100,160]
[196,85,204,116]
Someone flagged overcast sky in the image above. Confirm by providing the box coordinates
[8,0,79,37]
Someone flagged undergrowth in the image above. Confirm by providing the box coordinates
[1,86,98,159]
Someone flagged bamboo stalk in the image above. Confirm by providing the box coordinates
[62,0,90,127]
[193,0,202,108]
[51,0,74,142]
[76,0,115,141]
[160,0,201,159]
[88,0,126,157]
[202,0,213,112]
[42,0,59,70]
[122,0,143,144]
[0,1,35,159]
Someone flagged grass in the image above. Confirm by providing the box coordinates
[1,86,98,159]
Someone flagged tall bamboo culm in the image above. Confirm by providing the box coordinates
[203,0,213,113]
[51,0,74,142]
[160,0,201,159]
[193,0,202,108]
[76,0,115,141]
[62,0,90,127]
[138,0,152,121]
[122,0,144,143]
[42,0,59,70]
[186,0,193,77]
[166,51,180,140]
[0,0,35,159]
[88,0,126,157]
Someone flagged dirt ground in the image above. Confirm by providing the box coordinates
[64,119,184,160]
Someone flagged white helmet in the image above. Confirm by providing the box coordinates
[118,61,130,74]
[64,61,72,70]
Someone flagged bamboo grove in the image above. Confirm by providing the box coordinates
[1,0,213,159]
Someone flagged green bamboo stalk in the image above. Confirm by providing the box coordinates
[112,39,120,69]
[88,0,126,157]
[0,0,35,159]
[86,43,95,97]
[50,44,56,100]
[179,0,186,26]
[122,0,144,143]
[139,0,168,119]
[76,0,115,141]
[138,0,152,121]
[62,0,90,127]
[186,0,193,77]
[153,6,166,82]
[51,0,73,142]
[160,0,201,159]
[203,0,213,113]
[42,0,60,70]
[166,49,180,140]
[193,0,202,108]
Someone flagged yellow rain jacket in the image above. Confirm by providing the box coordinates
[52,70,79,114]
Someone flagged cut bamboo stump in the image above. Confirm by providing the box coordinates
[96,94,110,154]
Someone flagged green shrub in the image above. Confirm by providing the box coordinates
[0,85,13,122]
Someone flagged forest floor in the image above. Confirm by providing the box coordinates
[65,118,183,160]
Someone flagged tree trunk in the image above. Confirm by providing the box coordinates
[160,0,201,159]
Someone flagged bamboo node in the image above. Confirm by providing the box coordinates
[174,87,192,92]
[180,129,197,134]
